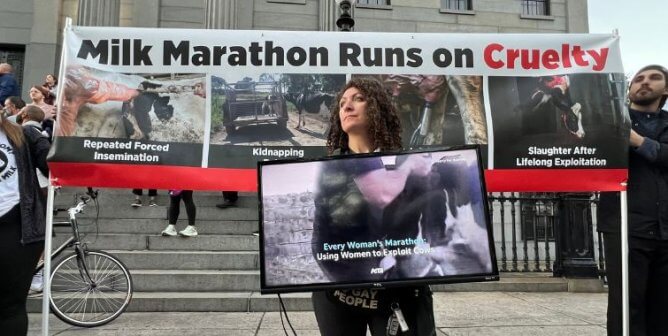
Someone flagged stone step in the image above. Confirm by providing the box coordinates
[27,275,599,313]
[50,234,259,252]
[54,188,258,204]
[131,270,261,292]
[55,194,259,208]
[27,292,312,313]
[35,266,572,294]
[431,278,568,292]
[53,205,259,220]
[147,234,259,251]
[110,250,259,270]
[53,218,258,235]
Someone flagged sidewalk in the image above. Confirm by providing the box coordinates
[28,291,607,335]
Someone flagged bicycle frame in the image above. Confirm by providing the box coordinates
[37,196,96,284]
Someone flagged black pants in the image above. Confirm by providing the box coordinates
[312,288,435,336]
[168,190,196,225]
[0,205,44,336]
[133,189,157,197]
[603,232,668,336]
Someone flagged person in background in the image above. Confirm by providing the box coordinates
[0,63,20,106]
[311,77,436,336]
[27,86,56,139]
[19,105,51,294]
[27,86,55,119]
[216,191,238,208]
[42,74,58,105]
[161,190,197,237]
[3,96,26,123]
[19,105,49,144]
[598,64,668,336]
[0,106,51,335]
[131,189,158,207]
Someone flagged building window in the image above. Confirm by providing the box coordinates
[522,0,550,16]
[441,0,472,11]
[357,0,390,5]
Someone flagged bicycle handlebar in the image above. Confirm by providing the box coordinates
[86,187,98,200]
[71,191,97,216]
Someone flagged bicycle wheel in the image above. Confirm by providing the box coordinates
[49,249,133,327]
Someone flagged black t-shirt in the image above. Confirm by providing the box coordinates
[312,156,386,283]
[312,153,432,312]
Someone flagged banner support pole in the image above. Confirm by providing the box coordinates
[42,16,72,336]
[620,185,629,336]
[41,185,56,336]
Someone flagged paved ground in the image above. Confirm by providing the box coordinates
[28,292,608,335]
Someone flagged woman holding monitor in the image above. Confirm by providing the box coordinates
[311,77,436,336]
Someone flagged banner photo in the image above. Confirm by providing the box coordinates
[48,26,628,192]
[259,147,498,293]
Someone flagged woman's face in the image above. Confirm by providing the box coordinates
[338,86,369,135]
[29,87,44,102]
[45,75,55,86]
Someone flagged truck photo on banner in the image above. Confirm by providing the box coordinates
[47,26,628,192]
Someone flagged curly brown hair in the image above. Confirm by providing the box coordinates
[326,77,402,154]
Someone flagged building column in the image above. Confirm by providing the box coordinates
[565,0,588,33]
[77,0,121,27]
[132,0,160,28]
[319,0,338,31]
[205,0,237,29]
[21,0,61,99]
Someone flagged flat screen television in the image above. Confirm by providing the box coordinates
[258,145,499,294]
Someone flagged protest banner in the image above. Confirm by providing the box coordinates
[48,26,627,192]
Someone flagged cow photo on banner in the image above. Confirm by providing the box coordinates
[51,65,207,168]
[489,74,628,173]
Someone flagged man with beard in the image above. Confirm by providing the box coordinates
[598,65,668,336]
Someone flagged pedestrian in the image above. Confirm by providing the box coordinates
[0,106,51,335]
[0,63,20,106]
[598,64,668,336]
[3,96,26,123]
[161,190,197,237]
[42,74,58,105]
[19,105,51,294]
[131,189,158,207]
[311,77,436,336]
[216,191,238,208]
[19,105,50,188]
[27,86,56,119]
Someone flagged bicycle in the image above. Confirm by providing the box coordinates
[35,189,133,327]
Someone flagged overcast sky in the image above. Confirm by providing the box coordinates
[587,0,666,77]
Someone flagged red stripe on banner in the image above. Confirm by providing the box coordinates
[48,162,258,191]
[485,169,628,192]
[49,163,627,192]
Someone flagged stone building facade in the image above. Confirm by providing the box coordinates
[1,0,587,101]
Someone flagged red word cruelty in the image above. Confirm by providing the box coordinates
[483,43,609,71]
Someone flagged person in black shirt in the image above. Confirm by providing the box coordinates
[598,64,668,336]
[311,77,436,336]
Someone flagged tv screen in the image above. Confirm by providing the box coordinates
[258,146,499,294]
